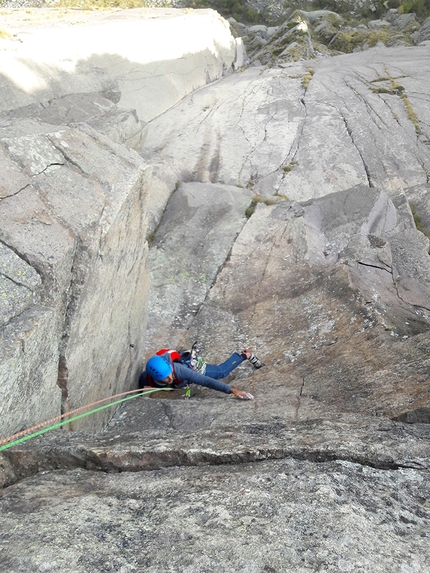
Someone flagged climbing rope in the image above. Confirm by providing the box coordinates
[0,387,171,452]
[1,388,145,447]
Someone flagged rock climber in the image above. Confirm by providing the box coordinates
[139,348,263,400]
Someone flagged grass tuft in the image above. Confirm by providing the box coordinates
[245,194,288,218]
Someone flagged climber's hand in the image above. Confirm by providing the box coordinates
[230,388,254,400]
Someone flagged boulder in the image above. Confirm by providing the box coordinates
[239,8,421,63]
[368,19,391,29]
[385,9,420,31]
[314,20,339,43]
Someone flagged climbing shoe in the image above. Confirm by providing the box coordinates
[243,349,264,369]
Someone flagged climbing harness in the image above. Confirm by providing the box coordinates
[0,387,171,452]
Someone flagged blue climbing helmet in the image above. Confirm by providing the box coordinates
[146,355,172,381]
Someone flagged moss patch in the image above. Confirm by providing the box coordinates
[283,160,297,174]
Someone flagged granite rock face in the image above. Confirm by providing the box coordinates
[143,181,254,357]
[1,414,430,572]
[0,118,152,435]
[141,44,430,200]
[0,7,240,437]
[1,7,430,573]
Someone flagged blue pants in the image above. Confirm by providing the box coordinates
[205,352,245,379]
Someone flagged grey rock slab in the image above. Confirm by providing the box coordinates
[143,181,254,357]
[1,450,429,572]
[141,65,307,191]
[385,11,419,32]
[0,242,41,327]
[1,129,66,178]
[368,19,392,29]
[407,183,430,236]
[415,16,430,43]
[0,184,76,302]
[2,408,430,485]
[1,93,147,149]
[314,20,338,42]
[390,228,430,309]
[142,46,430,202]
[277,46,430,201]
[184,189,430,421]
[304,10,343,25]
[143,157,188,236]
[302,186,430,312]
[0,143,31,198]
[0,307,62,443]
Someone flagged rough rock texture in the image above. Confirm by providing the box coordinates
[1,7,430,572]
[1,459,429,573]
[415,15,430,44]
[1,413,430,571]
[235,7,422,67]
[2,177,430,568]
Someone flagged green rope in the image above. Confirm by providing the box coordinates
[0,387,171,452]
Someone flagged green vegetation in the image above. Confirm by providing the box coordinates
[313,0,430,20]
[401,92,420,132]
[146,230,157,246]
[398,0,430,17]
[324,13,343,27]
[245,203,256,218]
[283,160,297,174]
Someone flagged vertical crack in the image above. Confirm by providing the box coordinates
[57,356,71,430]
[295,376,305,421]
[55,238,92,427]
[341,115,372,187]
